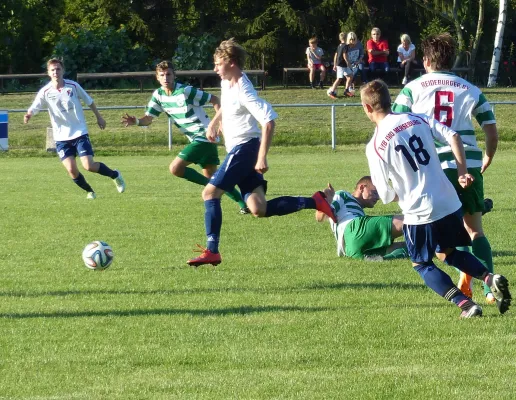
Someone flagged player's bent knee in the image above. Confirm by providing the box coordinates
[169,160,186,177]
[83,163,95,172]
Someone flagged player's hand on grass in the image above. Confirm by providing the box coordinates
[458,173,474,188]
[23,113,32,124]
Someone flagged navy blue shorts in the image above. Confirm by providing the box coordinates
[403,209,471,264]
[55,134,94,161]
[209,138,267,199]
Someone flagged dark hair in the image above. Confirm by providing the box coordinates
[355,176,373,189]
[421,33,456,70]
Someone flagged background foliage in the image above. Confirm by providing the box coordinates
[1,0,516,82]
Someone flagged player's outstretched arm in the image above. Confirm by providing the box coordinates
[121,113,153,127]
[481,123,498,174]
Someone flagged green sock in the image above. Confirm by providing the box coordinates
[225,187,247,208]
[383,246,409,260]
[454,246,471,274]
[472,236,493,296]
[182,167,246,208]
[182,167,209,186]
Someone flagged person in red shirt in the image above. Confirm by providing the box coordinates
[366,27,390,81]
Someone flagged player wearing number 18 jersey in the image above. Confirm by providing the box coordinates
[361,79,511,317]
[392,33,498,303]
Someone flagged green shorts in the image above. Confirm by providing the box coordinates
[444,167,484,214]
[344,215,394,259]
[177,140,220,168]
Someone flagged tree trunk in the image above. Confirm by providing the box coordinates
[468,0,485,81]
[452,0,466,68]
[487,0,507,87]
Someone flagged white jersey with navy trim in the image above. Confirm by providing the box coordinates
[220,73,278,152]
[366,112,461,225]
[28,79,93,141]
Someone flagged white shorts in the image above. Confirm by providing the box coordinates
[343,67,353,77]
[337,66,353,78]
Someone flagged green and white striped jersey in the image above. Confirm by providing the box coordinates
[329,190,366,256]
[145,83,212,142]
[392,71,495,169]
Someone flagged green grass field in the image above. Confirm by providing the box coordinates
[1,148,516,399]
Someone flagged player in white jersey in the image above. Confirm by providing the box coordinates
[392,33,497,303]
[121,61,248,213]
[187,38,336,267]
[361,79,510,317]
[315,178,407,260]
[24,59,125,199]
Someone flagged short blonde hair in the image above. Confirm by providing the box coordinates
[309,37,318,44]
[400,34,412,44]
[347,32,358,44]
[371,27,381,37]
[360,79,391,113]
[339,32,346,41]
[214,38,247,69]
[47,58,64,69]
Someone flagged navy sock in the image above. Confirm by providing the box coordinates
[265,196,315,217]
[205,199,222,254]
[444,249,488,279]
[97,163,118,179]
[414,263,470,306]
[72,173,94,192]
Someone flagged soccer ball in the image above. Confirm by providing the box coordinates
[82,241,114,270]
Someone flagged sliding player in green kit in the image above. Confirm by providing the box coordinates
[122,61,249,214]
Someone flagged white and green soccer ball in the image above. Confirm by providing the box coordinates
[82,241,114,270]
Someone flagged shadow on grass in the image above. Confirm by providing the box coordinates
[0,281,426,299]
[0,305,331,319]
[492,250,516,257]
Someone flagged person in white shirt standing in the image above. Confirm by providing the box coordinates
[187,38,336,267]
[24,59,125,199]
[361,79,511,318]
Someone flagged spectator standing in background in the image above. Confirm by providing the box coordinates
[327,32,348,99]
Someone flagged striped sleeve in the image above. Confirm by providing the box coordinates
[392,87,413,113]
[185,86,211,107]
[473,93,496,127]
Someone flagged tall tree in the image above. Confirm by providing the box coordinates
[487,0,508,86]
[468,0,485,80]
